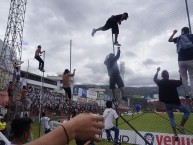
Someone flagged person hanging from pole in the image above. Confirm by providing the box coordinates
[7,81,14,108]
[153,67,190,141]
[13,62,20,82]
[62,69,76,104]
[20,74,27,88]
[91,12,128,46]
[35,45,45,72]
[104,47,128,107]
[7,81,14,121]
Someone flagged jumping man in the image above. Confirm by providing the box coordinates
[91,12,128,46]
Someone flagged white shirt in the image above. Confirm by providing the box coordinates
[103,108,118,129]
[0,132,10,145]
[41,117,50,130]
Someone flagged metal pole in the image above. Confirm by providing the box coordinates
[120,115,152,145]
[70,40,72,72]
[38,52,45,137]
[185,0,192,34]
[26,59,29,81]
[112,31,115,54]
[38,75,43,137]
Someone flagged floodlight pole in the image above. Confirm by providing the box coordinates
[185,0,192,34]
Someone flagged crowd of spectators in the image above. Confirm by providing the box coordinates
[23,86,101,116]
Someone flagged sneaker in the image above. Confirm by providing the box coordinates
[185,95,190,99]
[121,97,128,102]
[113,139,119,144]
[114,42,121,46]
[119,97,128,107]
[174,135,179,141]
[91,28,96,37]
[112,97,117,102]
[177,126,185,134]
[40,69,45,72]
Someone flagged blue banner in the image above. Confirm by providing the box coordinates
[73,86,78,96]
[82,89,87,98]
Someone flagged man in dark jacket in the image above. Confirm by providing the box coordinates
[153,67,190,141]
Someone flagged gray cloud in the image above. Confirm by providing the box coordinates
[143,59,161,66]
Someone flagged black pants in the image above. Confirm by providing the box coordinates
[102,18,119,34]
[63,87,72,99]
[35,56,44,69]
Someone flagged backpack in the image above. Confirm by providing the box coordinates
[176,34,193,53]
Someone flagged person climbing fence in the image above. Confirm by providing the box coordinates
[153,67,191,141]
[168,27,193,100]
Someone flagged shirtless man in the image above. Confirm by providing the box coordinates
[62,69,76,100]
[35,45,45,72]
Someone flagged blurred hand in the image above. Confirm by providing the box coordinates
[157,67,160,72]
[66,113,104,142]
[173,30,177,34]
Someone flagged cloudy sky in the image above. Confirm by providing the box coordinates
[0,0,193,87]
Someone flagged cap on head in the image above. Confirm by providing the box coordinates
[161,70,169,79]
[38,45,41,48]
[181,27,189,35]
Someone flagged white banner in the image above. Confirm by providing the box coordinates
[87,90,97,99]
[101,129,193,145]
[78,88,82,96]
[136,131,193,145]
[101,129,136,144]
[73,95,78,101]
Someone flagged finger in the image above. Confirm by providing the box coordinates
[93,122,104,130]
[92,128,102,135]
[91,114,104,122]
[92,135,102,142]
